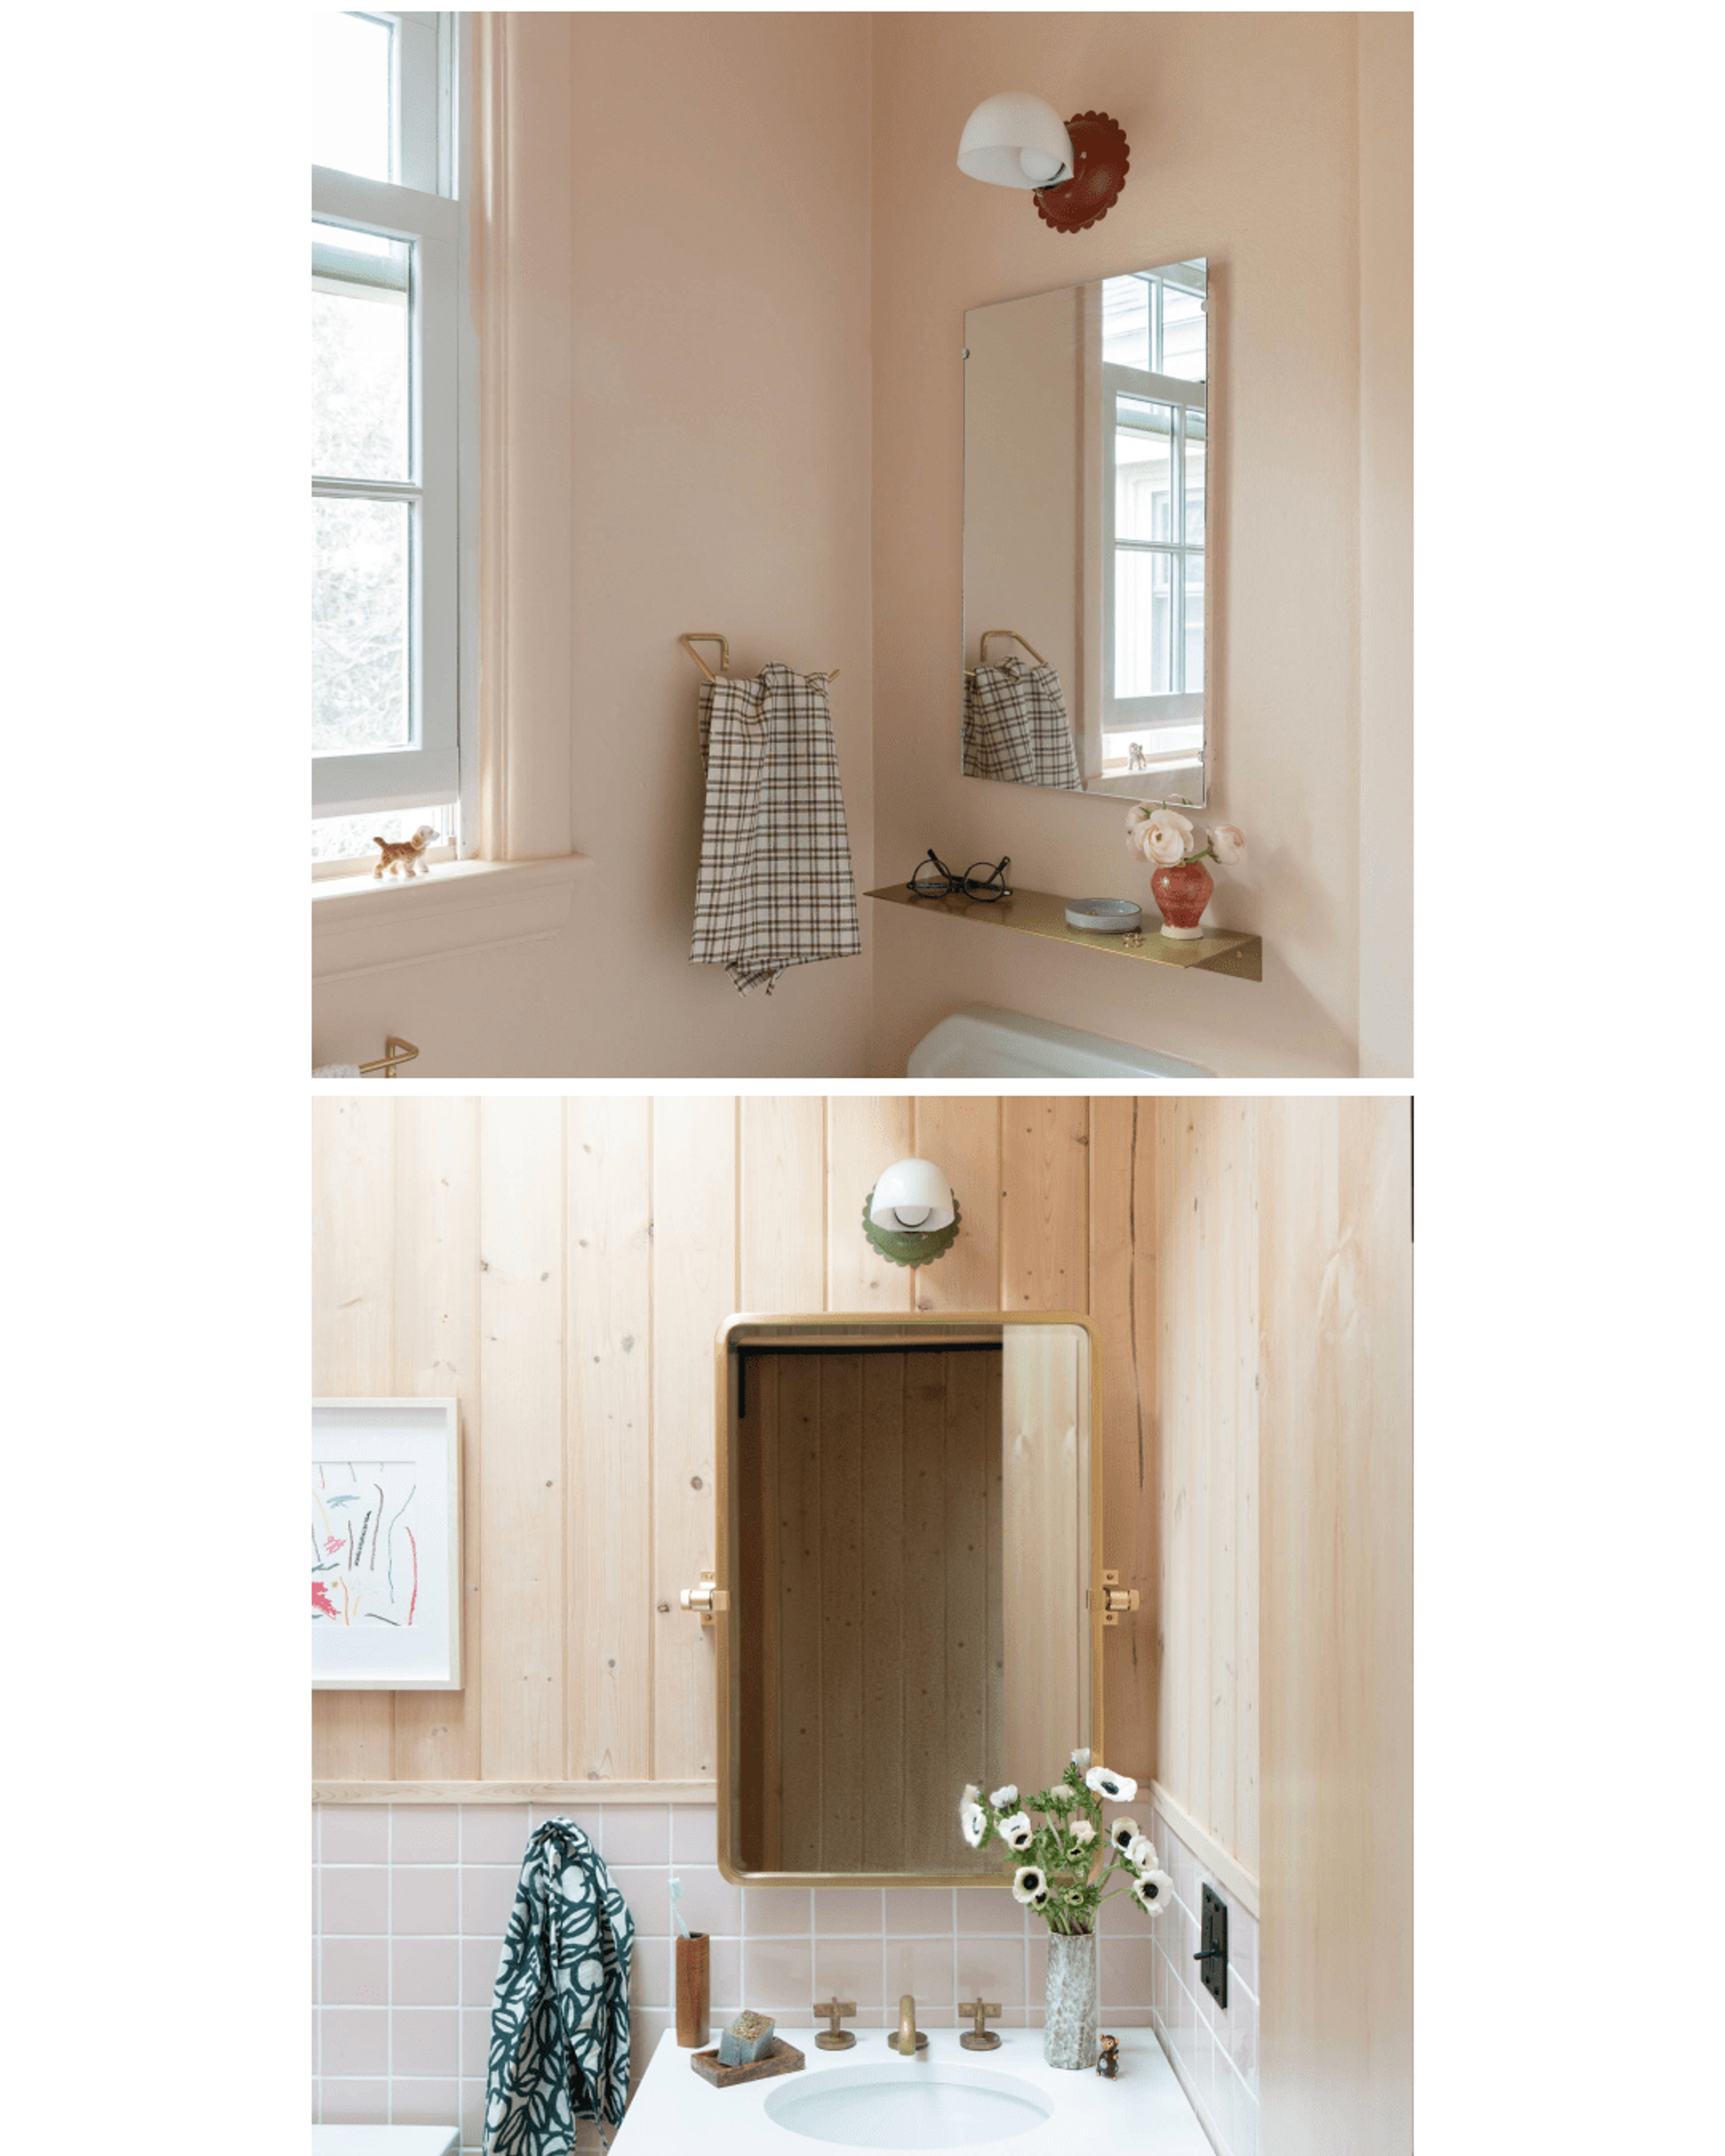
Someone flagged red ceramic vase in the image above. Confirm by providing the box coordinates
[1150,859,1213,939]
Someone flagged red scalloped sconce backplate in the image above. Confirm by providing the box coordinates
[1035,111,1130,234]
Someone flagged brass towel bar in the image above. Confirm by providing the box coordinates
[678,631,840,685]
[358,1035,419,1079]
[965,627,1048,680]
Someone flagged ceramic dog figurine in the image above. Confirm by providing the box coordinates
[372,824,439,879]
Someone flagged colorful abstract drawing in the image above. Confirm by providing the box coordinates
[311,1459,420,1628]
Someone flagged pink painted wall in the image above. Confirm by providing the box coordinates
[869,12,1397,1078]
[313,11,876,1078]
[310,13,1411,1080]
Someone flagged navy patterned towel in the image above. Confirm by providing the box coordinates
[484,1819,635,2153]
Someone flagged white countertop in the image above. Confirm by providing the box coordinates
[614,2025,1210,2155]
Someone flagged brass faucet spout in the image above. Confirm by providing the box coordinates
[897,1993,918,2056]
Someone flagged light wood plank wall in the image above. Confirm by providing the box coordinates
[1151,1100,1263,1886]
[312,1096,1157,1787]
[1257,1098,1413,2156]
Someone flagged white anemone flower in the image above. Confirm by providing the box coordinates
[1011,1865,1048,1906]
[1068,1818,1097,1848]
[960,1800,987,1849]
[1108,1816,1141,1854]
[1124,1834,1159,1873]
[1087,1766,1138,1804]
[989,1783,1019,1811]
[998,1810,1035,1852]
[1131,1869,1175,1914]
[962,1783,980,1806]
[1070,1747,1092,1774]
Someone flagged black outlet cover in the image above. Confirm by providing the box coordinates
[1199,1884,1229,2010]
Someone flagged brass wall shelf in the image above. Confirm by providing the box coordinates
[867,883,1262,981]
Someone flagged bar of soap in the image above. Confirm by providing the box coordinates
[717,2011,776,2067]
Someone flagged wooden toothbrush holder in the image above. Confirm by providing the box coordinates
[675,1932,710,2047]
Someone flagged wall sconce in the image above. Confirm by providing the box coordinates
[957,92,1130,234]
[863,1158,962,1268]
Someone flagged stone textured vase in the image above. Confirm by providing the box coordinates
[1150,858,1213,940]
[1042,1931,1099,2070]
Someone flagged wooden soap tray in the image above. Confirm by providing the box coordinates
[690,2037,806,2088]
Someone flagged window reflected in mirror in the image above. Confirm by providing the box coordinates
[963,259,1209,804]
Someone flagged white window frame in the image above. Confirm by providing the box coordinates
[1099,267,1209,750]
[312,11,472,826]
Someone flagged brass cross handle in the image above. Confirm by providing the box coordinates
[959,1997,1002,2051]
[813,1997,857,2050]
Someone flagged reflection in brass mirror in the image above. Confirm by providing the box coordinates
[963,260,1210,804]
[713,1314,1101,1886]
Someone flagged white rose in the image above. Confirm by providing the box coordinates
[1141,822,1189,867]
[1148,808,1194,842]
[1208,822,1245,865]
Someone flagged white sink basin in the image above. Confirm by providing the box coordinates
[764,2062,1053,2150]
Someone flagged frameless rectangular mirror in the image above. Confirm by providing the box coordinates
[713,1315,1101,1886]
[963,259,1210,805]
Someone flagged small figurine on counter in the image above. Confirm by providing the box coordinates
[1097,2033,1120,2079]
[372,824,439,879]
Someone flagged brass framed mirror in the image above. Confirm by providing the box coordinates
[710,1312,1103,1887]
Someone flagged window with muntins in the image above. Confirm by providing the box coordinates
[312,11,466,859]
[1099,269,1207,759]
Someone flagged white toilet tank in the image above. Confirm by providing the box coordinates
[906,1004,1214,1079]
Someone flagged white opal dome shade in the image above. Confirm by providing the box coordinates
[868,1158,956,1233]
[957,92,1074,190]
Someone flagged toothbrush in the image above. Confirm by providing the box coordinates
[669,1876,693,1939]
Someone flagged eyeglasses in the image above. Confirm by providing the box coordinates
[906,849,1013,902]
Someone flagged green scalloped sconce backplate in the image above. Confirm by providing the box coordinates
[861,1189,963,1268]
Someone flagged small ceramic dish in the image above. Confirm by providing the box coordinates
[1065,898,1143,934]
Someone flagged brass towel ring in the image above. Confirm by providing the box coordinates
[978,627,1048,668]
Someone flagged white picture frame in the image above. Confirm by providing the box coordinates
[313,1397,462,1690]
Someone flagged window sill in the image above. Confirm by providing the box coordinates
[311,853,591,981]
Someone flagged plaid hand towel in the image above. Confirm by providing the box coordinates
[691,660,862,994]
[963,658,1083,790]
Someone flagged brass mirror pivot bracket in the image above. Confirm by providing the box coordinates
[813,1998,857,2050]
[1100,1568,1141,1627]
[959,1998,1002,2050]
[679,1571,730,1624]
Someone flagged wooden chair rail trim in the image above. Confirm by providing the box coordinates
[1149,1778,1260,1918]
[314,1779,718,1805]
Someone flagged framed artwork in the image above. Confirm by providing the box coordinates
[312,1397,462,1689]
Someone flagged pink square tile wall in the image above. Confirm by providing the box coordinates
[314,1799,1160,2156]
[1145,1799,1261,2156]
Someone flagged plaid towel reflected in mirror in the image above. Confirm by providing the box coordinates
[690,661,862,995]
[963,658,1083,790]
